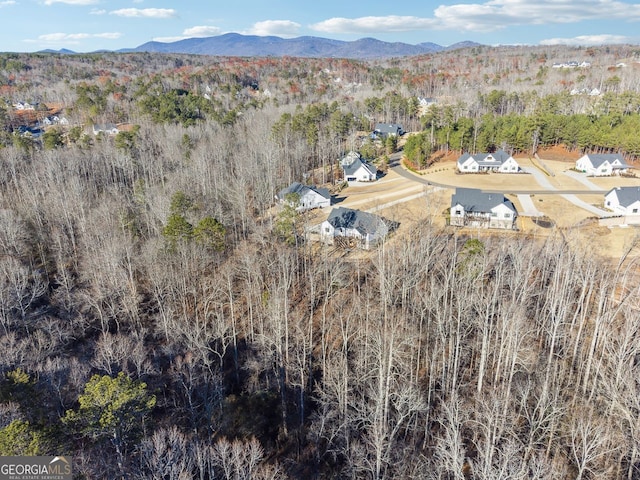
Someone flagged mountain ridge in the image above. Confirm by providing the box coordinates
[121,33,481,59]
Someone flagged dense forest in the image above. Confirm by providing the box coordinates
[0,45,640,479]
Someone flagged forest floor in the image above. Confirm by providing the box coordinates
[313,145,640,261]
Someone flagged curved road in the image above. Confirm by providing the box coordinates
[389,152,614,218]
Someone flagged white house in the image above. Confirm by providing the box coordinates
[277,182,331,211]
[92,123,119,136]
[417,97,437,107]
[320,207,398,249]
[450,188,518,230]
[456,149,520,173]
[604,186,640,215]
[13,102,35,111]
[340,151,377,183]
[575,153,631,176]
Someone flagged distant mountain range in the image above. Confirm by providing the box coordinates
[41,33,481,59]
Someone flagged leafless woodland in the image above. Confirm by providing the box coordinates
[0,46,640,479]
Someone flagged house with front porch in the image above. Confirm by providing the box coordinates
[456,149,520,173]
[450,188,518,230]
[575,153,631,176]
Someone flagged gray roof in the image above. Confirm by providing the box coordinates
[374,123,404,135]
[93,123,118,131]
[586,154,629,168]
[326,207,397,236]
[451,188,516,213]
[342,157,377,177]
[607,186,640,207]
[458,149,512,167]
[277,182,330,201]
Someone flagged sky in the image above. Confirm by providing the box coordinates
[2,0,640,53]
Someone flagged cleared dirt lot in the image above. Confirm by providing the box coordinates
[326,151,640,261]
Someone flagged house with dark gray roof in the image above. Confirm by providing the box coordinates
[450,188,518,230]
[373,123,404,138]
[576,153,631,176]
[604,186,640,215]
[277,182,331,211]
[340,151,377,183]
[320,207,398,249]
[457,149,520,173]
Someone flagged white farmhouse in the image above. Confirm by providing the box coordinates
[340,151,377,183]
[450,188,518,230]
[604,186,640,215]
[575,153,631,176]
[276,182,331,212]
[456,149,520,173]
[320,207,397,249]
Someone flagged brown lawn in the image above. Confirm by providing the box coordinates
[311,146,640,261]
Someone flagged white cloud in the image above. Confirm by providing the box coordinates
[183,25,221,37]
[0,1,16,6]
[32,32,122,44]
[89,8,106,15]
[311,1,640,35]
[109,8,177,19]
[43,0,98,4]
[432,0,640,30]
[540,34,632,46]
[247,20,301,37]
[311,15,437,34]
[153,25,221,43]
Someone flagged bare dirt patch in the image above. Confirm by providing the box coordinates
[535,145,582,162]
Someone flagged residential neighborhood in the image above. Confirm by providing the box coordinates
[3,40,640,480]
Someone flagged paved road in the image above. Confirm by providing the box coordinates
[390,162,606,195]
[517,194,544,217]
[562,170,605,191]
[390,155,614,218]
[561,194,612,217]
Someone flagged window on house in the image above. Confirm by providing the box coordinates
[491,212,497,217]
[324,227,330,233]
[504,213,511,218]
[606,201,610,206]
[633,208,638,214]
[455,209,462,215]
